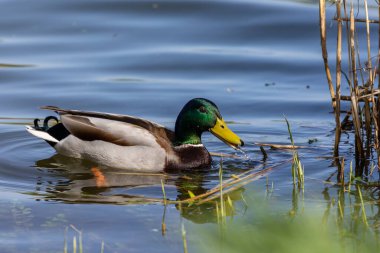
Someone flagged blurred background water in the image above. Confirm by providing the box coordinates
[0,0,378,252]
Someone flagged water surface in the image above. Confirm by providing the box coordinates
[0,0,378,252]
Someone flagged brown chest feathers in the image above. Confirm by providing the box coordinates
[165,145,211,171]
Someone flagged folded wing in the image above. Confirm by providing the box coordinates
[41,106,174,148]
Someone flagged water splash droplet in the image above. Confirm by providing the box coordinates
[236,148,251,160]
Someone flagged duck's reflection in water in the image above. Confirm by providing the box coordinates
[34,154,245,223]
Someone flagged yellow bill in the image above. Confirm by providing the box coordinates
[209,118,244,149]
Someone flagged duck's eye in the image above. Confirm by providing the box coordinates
[199,106,207,113]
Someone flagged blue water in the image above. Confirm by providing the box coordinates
[0,0,378,252]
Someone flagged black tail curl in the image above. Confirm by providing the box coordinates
[34,116,59,131]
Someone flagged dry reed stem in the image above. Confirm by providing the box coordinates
[364,0,373,84]
[370,3,380,163]
[364,0,380,157]
[340,93,379,101]
[320,0,380,173]
[357,90,380,99]
[349,4,358,92]
[349,4,365,159]
[319,0,336,109]
[364,97,372,148]
[377,3,380,165]
[334,17,379,24]
[361,0,373,160]
[355,37,366,86]
[334,1,342,157]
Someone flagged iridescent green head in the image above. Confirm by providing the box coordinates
[174,98,244,148]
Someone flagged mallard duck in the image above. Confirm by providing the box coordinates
[26,98,244,171]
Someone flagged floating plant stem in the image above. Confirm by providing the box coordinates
[176,159,292,205]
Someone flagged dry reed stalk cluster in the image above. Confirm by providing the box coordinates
[319,0,380,178]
